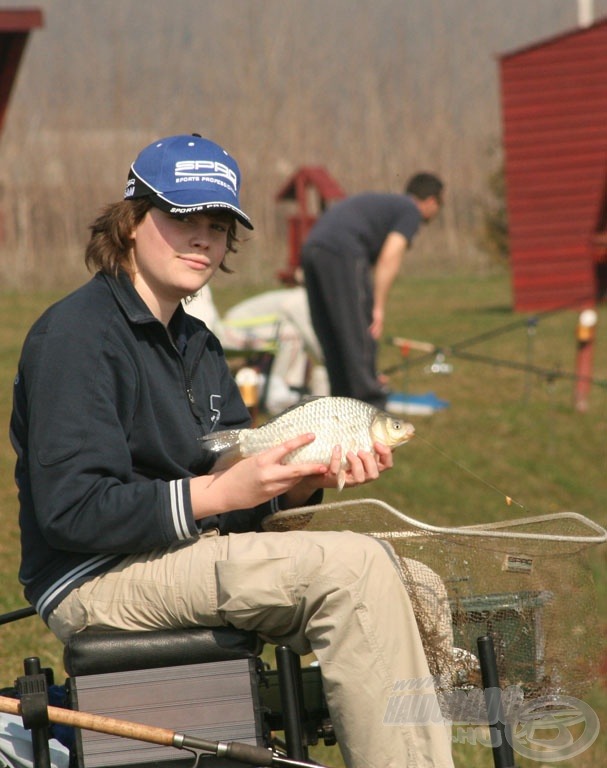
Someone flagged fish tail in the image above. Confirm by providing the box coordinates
[199,430,244,469]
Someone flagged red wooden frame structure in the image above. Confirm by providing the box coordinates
[0,8,43,134]
[275,166,345,284]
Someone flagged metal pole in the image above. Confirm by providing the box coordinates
[522,317,537,404]
[477,636,516,768]
[275,646,308,761]
[17,657,51,768]
[0,605,36,625]
[573,309,598,412]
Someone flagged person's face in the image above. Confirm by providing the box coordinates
[419,194,443,222]
[130,207,231,318]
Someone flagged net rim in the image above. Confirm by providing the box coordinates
[263,497,607,546]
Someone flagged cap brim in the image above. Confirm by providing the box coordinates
[152,194,254,230]
[127,171,254,229]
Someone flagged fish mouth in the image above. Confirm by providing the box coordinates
[394,421,415,443]
[398,430,415,445]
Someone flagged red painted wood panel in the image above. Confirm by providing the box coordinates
[500,18,607,311]
[0,9,43,133]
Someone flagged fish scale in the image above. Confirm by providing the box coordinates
[201,396,415,489]
[240,397,381,460]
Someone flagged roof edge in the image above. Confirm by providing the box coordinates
[499,14,607,61]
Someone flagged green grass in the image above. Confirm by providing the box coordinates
[1,272,606,768]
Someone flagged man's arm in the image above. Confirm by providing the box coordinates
[370,231,407,339]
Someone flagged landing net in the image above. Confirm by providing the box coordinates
[263,498,606,698]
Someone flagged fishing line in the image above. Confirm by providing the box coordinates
[413,433,530,513]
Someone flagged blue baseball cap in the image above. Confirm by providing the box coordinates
[124,134,253,229]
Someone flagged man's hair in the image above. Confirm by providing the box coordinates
[405,172,444,201]
[85,200,238,278]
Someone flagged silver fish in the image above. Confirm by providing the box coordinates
[201,396,415,490]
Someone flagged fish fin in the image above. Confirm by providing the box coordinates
[337,469,346,492]
[199,430,243,469]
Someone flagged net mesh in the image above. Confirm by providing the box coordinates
[263,498,606,699]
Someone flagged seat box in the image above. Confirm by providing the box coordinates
[68,657,263,768]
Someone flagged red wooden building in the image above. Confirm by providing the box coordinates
[499,17,607,312]
[0,8,43,134]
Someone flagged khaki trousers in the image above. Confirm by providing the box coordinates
[49,530,453,768]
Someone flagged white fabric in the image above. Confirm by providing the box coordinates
[0,714,69,768]
[182,285,223,335]
[184,287,327,413]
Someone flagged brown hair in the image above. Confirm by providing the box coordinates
[405,172,444,201]
[85,200,238,277]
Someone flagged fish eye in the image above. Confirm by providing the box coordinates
[391,421,401,430]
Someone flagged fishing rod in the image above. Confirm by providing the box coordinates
[449,290,596,354]
[386,340,607,389]
[452,349,607,388]
[385,292,606,386]
[0,605,36,626]
[0,695,325,768]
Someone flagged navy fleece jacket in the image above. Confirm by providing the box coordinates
[10,271,280,622]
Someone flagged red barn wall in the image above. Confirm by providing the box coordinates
[500,18,607,312]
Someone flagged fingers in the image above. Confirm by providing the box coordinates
[348,443,393,477]
[373,441,394,470]
[320,443,393,490]
[262,432,317,465]
[328,444,342,474]
[345,449,379,484]
[246,436,394,496]
[368,322,381,340]
[255,432,328,481]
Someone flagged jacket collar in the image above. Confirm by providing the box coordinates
[98,270,210,352]
[100,270,163,326]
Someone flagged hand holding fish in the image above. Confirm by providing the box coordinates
[193,398,413,517]
[281,438,395,506]
[191,430,395,519]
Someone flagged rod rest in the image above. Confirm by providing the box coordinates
[64,626,263,676]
